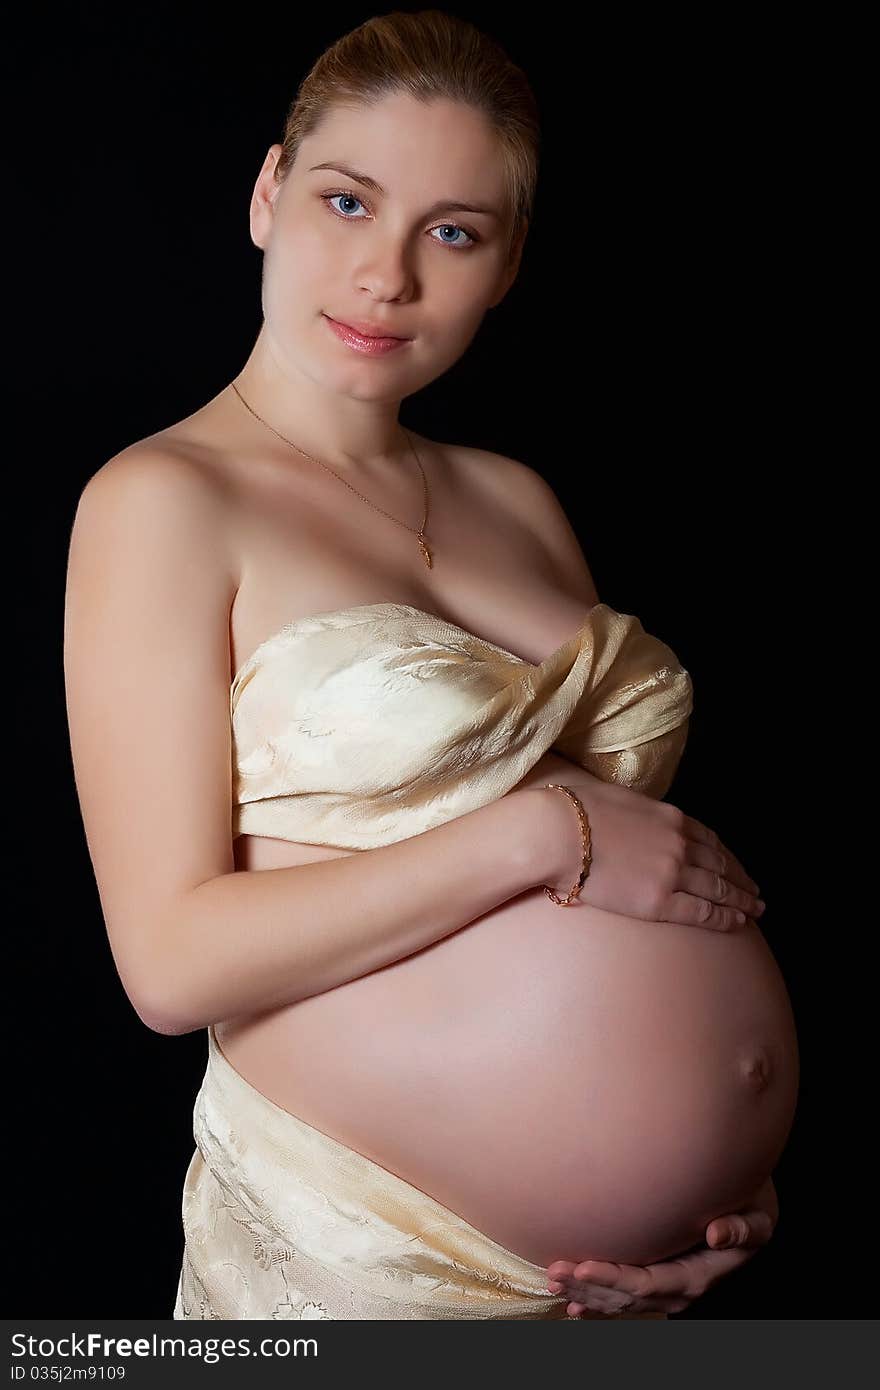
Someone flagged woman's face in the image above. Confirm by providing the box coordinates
[251,91,524,402]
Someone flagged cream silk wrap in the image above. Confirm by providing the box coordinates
[174,600,692,1319]
[229,601,694,849]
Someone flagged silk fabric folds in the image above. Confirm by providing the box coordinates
[174,600,691,1319]
[230,601,694,849]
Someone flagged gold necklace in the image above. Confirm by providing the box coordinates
[230,380,433,568]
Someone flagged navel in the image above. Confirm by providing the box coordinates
[738,1045,774,1093]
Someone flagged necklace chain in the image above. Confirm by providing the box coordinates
[230,379,433,568]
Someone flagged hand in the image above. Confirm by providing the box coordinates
[533,769,766,933]
[544,1176,779,1317]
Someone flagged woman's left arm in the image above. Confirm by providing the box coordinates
[544,1176,779,1318]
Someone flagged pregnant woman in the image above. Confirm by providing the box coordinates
[63,13,798,1320]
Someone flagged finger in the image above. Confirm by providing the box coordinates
[686,840,759,896]
[562,1261,672,1316]
[664,889,754,933]
[551,1259,690,1317]
[564,1301,646,1318]
[707,1206,776,1250]
[677,862,765,921]
[548,1261,650,1313]
[563,1285,688,1317]
[681,815,759,896]
[570,1260,657,1299]
[568,1250,745,1303]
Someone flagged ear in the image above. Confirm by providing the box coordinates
[249,143,285,251]
[489,218,528,309]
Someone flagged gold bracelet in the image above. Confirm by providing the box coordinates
[540,784,592,906]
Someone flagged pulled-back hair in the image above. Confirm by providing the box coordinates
[274,9,541,261]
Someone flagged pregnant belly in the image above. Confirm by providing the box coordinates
[221,763,800,1270]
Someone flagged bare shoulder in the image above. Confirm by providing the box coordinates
[74,438,239,587]
[452,442,567,515]
[452,444,600,606]
[80,435,231,515]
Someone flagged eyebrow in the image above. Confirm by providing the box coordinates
[308,162,503,222]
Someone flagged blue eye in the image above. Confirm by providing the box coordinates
[327,192,368,219]
[432,224,471,248]
[321,192,478,250]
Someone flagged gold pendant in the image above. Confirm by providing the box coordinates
[418,534,433,568]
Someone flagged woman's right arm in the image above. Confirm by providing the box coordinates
[63,448,555,1037]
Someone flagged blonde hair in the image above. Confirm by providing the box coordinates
[273,9,540,262]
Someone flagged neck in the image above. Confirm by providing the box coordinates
[230,322,411,474]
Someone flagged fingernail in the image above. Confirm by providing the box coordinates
[547,1281,563,1293]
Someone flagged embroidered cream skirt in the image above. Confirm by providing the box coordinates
[173,1024,665,1321]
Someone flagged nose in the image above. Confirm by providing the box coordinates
[355,241,416,304]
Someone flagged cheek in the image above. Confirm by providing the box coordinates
[266,225,332,296]
[445,255,502,310]
[442,288,493,342]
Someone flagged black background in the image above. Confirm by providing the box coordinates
[10,4,864,1320]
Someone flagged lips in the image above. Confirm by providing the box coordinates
[327,315,410,340]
